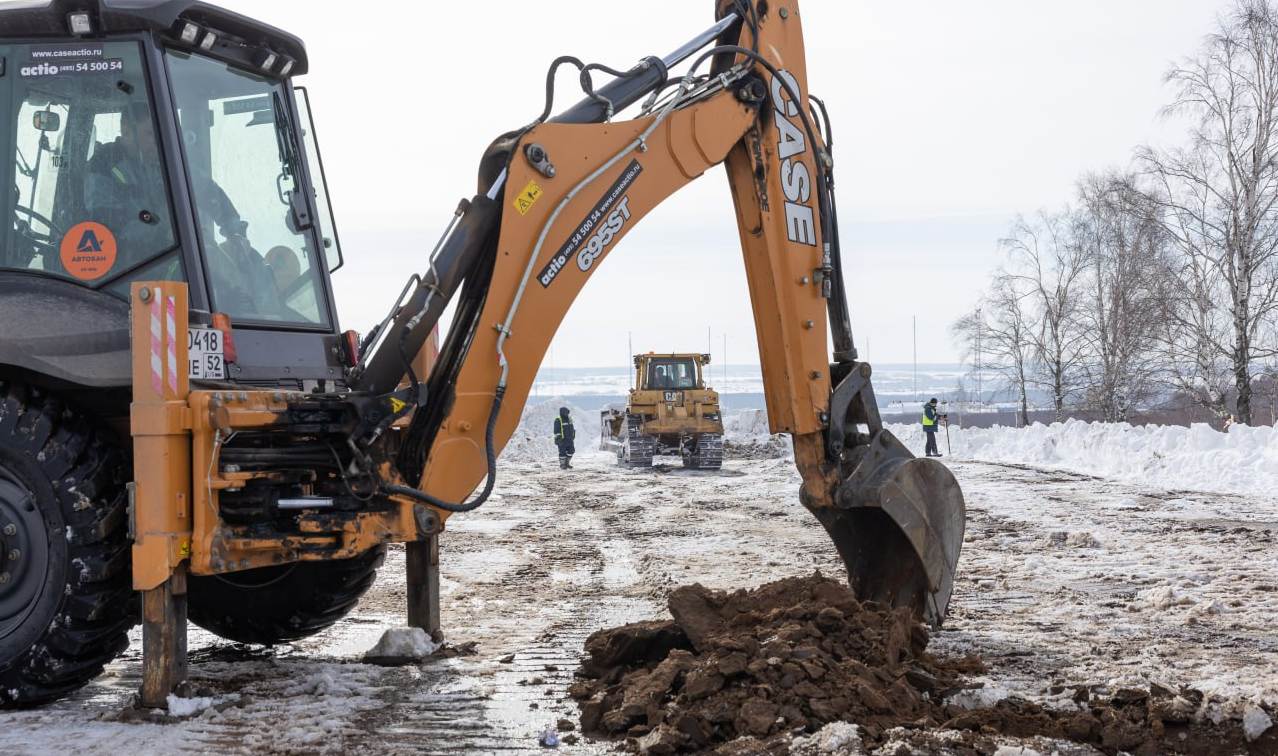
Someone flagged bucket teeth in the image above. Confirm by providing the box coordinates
[821,429,965,627]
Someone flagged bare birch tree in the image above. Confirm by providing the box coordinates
[952,274,1036,426]
[1000,211,1089,420]
[1075,174,1170,422]
[1136,0,1278,424]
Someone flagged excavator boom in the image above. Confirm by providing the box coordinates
[354,1,966,625]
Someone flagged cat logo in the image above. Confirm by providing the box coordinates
[513,180,543,216]
[59,221,117,281]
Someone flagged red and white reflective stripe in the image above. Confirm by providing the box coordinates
[165,296,178,394]
[149,288,163,395]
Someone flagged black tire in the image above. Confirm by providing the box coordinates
[0,384,134,708]
[188,546,385,645]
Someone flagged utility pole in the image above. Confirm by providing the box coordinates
[722,334,727,389]
[912,316,918,398]
[628,331,633,390]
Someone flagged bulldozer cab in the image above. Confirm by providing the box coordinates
[638,354,705,392]
[0,2,345,395]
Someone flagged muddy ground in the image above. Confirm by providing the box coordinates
[0,452,1275,754]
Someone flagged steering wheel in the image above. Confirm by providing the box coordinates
[12,205,59,258]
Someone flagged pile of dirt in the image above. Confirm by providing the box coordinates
[570,573,1274,755]
[570,573,974,752]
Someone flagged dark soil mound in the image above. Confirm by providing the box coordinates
[571,573,1274,755]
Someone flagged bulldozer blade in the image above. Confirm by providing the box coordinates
[816,429,965,627]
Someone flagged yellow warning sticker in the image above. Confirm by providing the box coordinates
[178,540,191,559]
[513,179,543,216]
[389,397,408,414]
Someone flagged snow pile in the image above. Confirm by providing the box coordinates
[889,419,1278,498]
[724,408,771,440]
[166,694,226,717]
[503,398,600,463]
[1130,586,1197,611]
[790,722,864,754]
[723,408,790,459]
[363,627,439,665]
[947,679,1013,710]
[1243,704,1273,742]
[505,401,790,462]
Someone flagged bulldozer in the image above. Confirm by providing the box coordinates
[0,0,966,709]
[602,352,724,469]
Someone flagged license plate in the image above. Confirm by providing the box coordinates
[188,328,226,380]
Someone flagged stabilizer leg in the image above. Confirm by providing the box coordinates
[141,566,188,708]
[406,535,441,639]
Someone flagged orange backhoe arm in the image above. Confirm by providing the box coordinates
[417,11,835,505]
[361,1,965,624]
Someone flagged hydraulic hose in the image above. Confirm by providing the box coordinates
[384,386,505,513]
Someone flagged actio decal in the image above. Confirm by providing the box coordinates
[513,179,543,216]
[21,46,123,78]
[770,70,817,247]
[60,222,118,281]
[537,159,643,287]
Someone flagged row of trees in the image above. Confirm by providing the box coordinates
[954,0,1278,426]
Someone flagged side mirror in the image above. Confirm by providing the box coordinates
[33,110,60,132]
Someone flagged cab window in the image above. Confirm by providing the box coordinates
[166,50,329,326]
[646,358,698,390]
[0,41,177,286]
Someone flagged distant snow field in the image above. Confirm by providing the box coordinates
[891,420,1278,500]
[514,399,1278,502]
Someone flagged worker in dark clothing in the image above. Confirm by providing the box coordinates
[553,407,576,469]
[922,398,943,457]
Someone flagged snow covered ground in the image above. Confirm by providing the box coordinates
[1,408,1275,753]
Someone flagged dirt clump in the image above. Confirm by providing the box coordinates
[571,573,1274,755]
[571,573,973,752]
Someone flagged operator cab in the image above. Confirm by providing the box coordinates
[0,0,344,393]
[638,355,705,392]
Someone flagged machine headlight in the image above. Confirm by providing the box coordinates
[67,12,93,35]
[179,22,200,44]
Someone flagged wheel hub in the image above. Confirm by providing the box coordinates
[0,466,49,641]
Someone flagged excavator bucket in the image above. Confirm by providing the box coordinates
[816,429,965,627]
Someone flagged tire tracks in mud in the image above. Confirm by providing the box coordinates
[941,461,1278,708]
[347,456,676,753]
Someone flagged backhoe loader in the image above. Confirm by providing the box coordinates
[0,0,965,708]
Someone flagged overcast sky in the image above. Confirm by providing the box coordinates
[215,0,1232,366]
